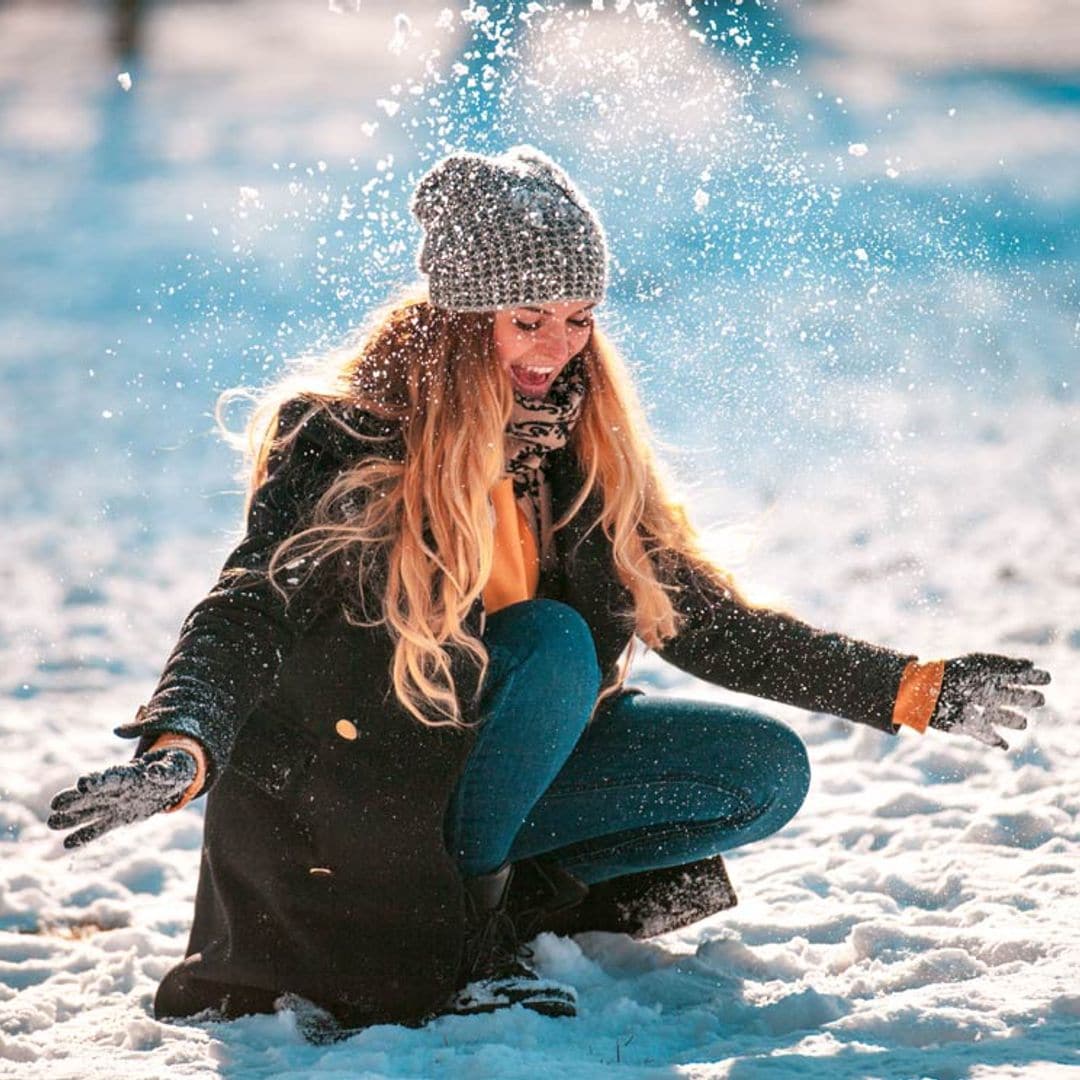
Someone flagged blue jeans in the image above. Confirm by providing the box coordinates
[444,599,811,885]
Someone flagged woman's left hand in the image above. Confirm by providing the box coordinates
[929,653,1051,751]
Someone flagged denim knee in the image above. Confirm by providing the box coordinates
[754,717,811,829]
[684,709,810,834]
[484,598,601,695]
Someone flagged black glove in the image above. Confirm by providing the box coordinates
[929,653,1051,751]
[47,748,198,850]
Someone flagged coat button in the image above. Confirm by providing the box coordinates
[335,718,358,741]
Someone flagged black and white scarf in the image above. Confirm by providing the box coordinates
[503,354,588,574]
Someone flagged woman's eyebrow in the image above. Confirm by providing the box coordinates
[521,303,596,316]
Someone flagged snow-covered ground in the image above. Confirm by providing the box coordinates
[2,1,1077,1076]
[3,389,1077,1078]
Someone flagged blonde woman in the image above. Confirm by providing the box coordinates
[48,146,1050,1035]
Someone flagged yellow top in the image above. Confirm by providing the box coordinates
[482,476,540,613]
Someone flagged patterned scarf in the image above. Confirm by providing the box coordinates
[503,354,588,575]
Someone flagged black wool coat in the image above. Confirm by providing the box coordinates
[118,398,915,1027]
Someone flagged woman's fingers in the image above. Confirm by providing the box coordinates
[49,757,182,844]
[935,654,1051,751]
[74,764,136,798]
[981,706,1028,731]
[954,715,1009,750]
[48,785,116,823]
[63,816,121,850]
[49,786,90,815]
[968,654,1051,685]
[969,653,1033,675]
[55,752,188,810]
[1014,666,1052,686]
[57,788,169,848]
[980,655,1052,686]
[74,768,114,796]
[47,803,103,831]
[991,686,1045,710]
[50,770,136,820]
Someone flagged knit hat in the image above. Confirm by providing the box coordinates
[410,144,607,313]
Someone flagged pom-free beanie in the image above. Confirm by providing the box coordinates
[410,144,607,312]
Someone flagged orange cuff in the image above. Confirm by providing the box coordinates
[892,659,946,734]
[147,732,208,811]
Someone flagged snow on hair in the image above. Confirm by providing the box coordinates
[217,286,750,729]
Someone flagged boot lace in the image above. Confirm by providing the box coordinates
[464,907,534,982]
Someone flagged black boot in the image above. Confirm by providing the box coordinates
[508,854,738,940]
[446,862,577,1018]
[508,858,591,941]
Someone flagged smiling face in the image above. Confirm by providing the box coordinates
[492,300,596,398]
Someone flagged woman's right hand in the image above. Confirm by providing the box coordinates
[929,653,1050,751]
[47,746,201,849]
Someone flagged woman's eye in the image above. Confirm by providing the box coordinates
[510,316,592,331]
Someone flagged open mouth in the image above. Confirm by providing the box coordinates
[510,364,557,395]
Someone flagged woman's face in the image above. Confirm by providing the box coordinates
[492,300,595,398]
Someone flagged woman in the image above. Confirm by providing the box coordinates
[48,145,1050,1033]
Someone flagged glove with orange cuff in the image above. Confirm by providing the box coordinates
[47,733,208,850]
[893,652,1050,751]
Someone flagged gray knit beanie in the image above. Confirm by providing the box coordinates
[410,144,607,312]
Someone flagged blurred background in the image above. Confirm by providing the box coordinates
[1,0,1077,690]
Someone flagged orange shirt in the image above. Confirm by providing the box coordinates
[482,476,541,613]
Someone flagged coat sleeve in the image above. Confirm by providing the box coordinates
[653,550,915,735]
[113,400,366,788]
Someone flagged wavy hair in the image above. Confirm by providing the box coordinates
[219,286,752,729]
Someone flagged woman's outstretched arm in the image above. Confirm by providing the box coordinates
[655,551,914,734]
[111,402,364,787]
[49,401,394,847]
[653,550,1049,745]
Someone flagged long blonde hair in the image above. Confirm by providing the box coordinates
[220,286,752,729]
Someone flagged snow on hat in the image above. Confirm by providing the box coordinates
[410,144,607,312]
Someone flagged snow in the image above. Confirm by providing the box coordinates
[388,13,417,57]
[2,391,1076,1077]
[2,0,1078,1076]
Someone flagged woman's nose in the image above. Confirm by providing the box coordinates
[537,322,571,363]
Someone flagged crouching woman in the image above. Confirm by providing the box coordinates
[48,145,1049,1033]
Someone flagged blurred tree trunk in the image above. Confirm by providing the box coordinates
[111,0,142,60]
